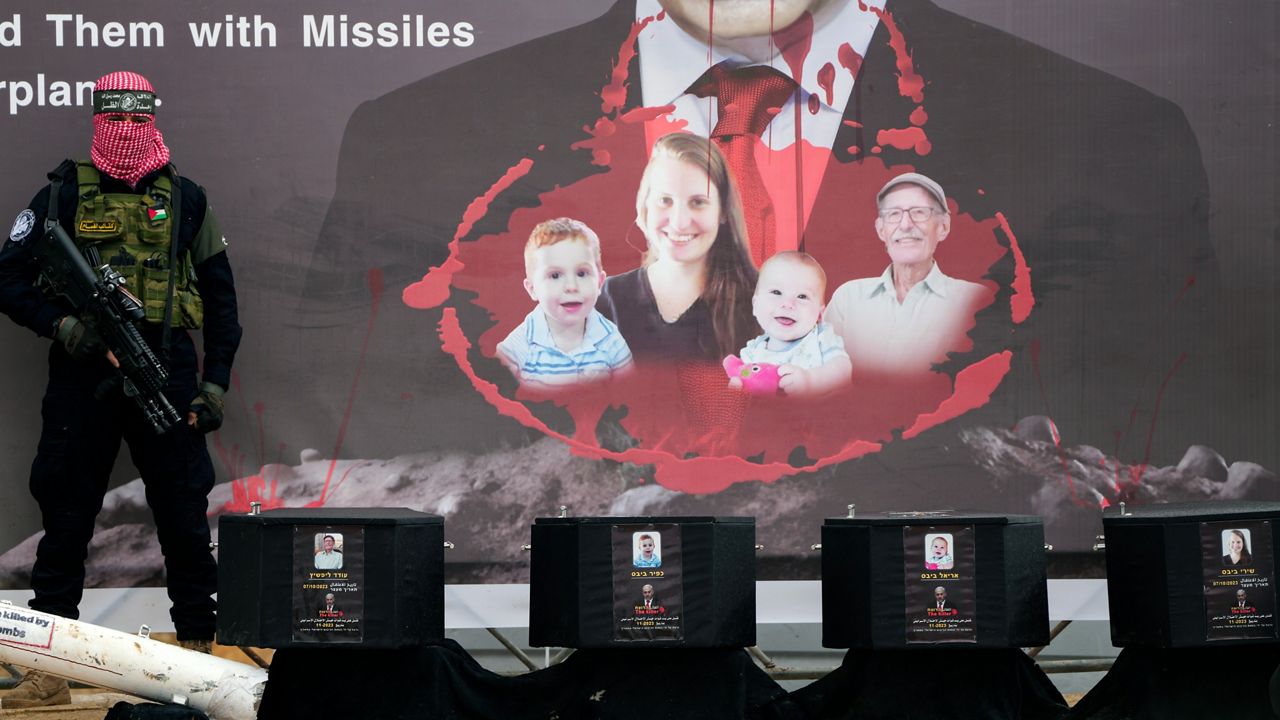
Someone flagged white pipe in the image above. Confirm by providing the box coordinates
[0,601,265,720]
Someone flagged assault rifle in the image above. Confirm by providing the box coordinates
[30,225,182,434]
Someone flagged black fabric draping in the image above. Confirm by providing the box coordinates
[788,647,1069,720]
[258,640,800,720]
[1070,645,1280,720]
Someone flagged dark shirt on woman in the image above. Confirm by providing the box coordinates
[596,267,717,364]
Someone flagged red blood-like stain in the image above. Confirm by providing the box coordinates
[998,212,1034,323]
[910,106,928,126]
[902,352,1012,439]
[600,14,659,114]
[774,6,814,242]
[869,7,924,103]
[847,145,860,154]
[817,62,836,106]
[1125,352,1188,487]
[402,158,534,310]
[842,119,863,129]
[538,144,545,151]
[1175,275,1196,306]
[774,12,815,84]
[977,188,985,195]
[876,126,931,155]
[837,43,863,78]
[317,268,384,506]
[1028,338,1091,508]
[871,146,882,154]
[807,95,821,114]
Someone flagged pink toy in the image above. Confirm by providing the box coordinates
[723,355,781,396]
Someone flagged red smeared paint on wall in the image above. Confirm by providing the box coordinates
[869,7,924,103]
[1175,275,1196,306]
[817,62,836,106]
[909,106,928,126]
[317,268,384,506]
[876,126,931,155]
[600,14,659,114]
[901,352,1012,439]
[997,212,1034,323]
[837,43,863,78]
[402,158,534,310]
[1028,339,1092,508]
[774,12,814,88]
[1124,352,1188,487]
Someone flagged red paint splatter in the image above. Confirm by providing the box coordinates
[774,12,815,84]
[402,158,534,310]
[808,94,821,114]
[846,145,860,154]
[837,43,863,79]
[842,120,863,129]
[766,11,816,255]
[1175,275,1196,306]
[600,14,659,114]
[1028,339,1091,508]
[318,268,384,505]
[909,106,928,126]
[901,352,1012,439]
[997,212,1034,323]
[817,62,836,106]
[869,7,924,103]
[977,188,985,196]
[1125,352,1188,487]
[876,126,932,155]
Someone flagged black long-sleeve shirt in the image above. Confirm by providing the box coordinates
[0,165,241,389]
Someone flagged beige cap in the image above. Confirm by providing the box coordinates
[876,172,947,210]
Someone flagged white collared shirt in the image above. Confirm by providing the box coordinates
[635,0,884,249]
[825,262,989,375]
[636,0,883,152]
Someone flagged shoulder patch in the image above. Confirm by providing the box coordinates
[8,209,35,244]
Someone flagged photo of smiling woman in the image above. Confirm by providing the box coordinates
[1223,528,1253,566]
[596,132,758,365]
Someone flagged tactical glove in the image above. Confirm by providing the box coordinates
[54,316,107,362]
[188,382,226,433]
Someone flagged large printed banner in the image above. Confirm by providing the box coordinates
[0,0,1275,586]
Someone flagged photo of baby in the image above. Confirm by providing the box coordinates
[633,531,661,568]
[725,251,852,397]
[925,533,955,570]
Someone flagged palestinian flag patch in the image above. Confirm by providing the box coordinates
[148,206,168,222]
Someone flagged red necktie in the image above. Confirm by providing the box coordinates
[692,65,798,267]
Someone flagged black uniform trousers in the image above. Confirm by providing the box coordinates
[27,334,217,639]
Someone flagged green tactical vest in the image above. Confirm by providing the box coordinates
[70,161,203,328]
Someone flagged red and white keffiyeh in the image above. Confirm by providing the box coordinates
[90,71,170,187]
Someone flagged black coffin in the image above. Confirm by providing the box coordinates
[217,507,444,648]
[822,512,1048,649]
[529,516,755,648]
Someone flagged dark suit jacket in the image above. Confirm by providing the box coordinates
[302,0,1219,475]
